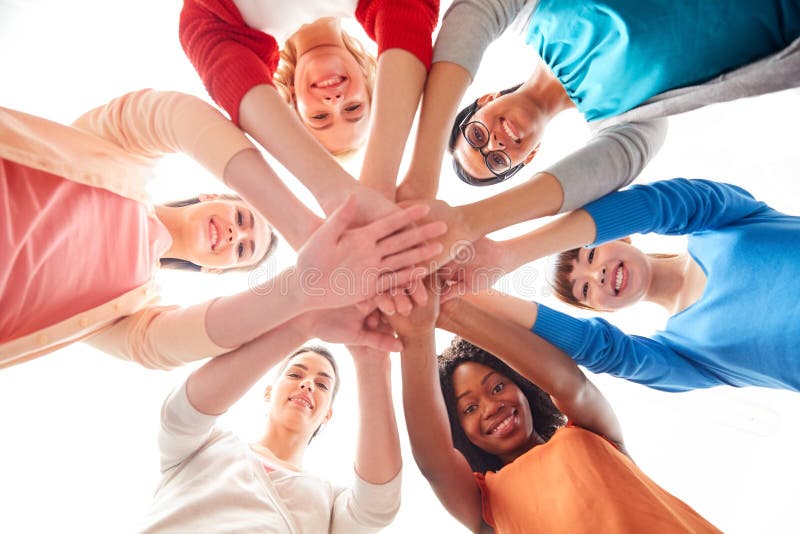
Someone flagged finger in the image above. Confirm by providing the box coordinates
[374,292,396,316]
[381,242,443,272]
[355,299,377,315]
[377,221,448,257]
[364,204,431,241]
[357,329,403,352]
[376,266,427,293]
[440,279,465,303]
[406,280,428,306]
[392,293,414,316]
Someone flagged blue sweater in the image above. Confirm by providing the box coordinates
[532,179,800,392]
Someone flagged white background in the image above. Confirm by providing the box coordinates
[1,1,799,532]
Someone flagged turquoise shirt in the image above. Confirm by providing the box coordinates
[526,0,800,121]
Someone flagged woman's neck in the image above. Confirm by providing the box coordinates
[644,253,703,314]
[252,421,310,470]
[291,17,343,56]
[153,205,187,260]
[518,62,576,120]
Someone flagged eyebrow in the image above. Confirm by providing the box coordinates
[288,363,334,382]
[455,371,497,402]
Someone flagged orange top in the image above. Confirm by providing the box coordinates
[476,426,720,534]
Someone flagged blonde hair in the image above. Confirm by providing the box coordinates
[273,30,377,112]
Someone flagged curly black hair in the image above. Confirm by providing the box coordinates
[448,83,525,186]
[439,337,566,474]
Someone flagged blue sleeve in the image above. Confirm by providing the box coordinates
[532,304,723,392]
[583,178,769,244]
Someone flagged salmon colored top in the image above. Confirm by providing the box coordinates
[475,426,720,533]
[0,89,254,369]
[0,159,172,343]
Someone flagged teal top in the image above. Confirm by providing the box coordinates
[526,0,800,121]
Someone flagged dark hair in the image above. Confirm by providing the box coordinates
[448,83,524,186]
[158,195,278,273]
[550,246,679,311]
[438,337,565,473]
[276,345,341,443]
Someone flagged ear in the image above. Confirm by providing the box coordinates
[619,236,632,244]
[263,385,272,403]
[200,266,224,274]
[476,92,502,107]
[523,142,541,165]
[322,406,333,425]
[198,193,220,202]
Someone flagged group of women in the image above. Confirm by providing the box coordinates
[2,0,799,532]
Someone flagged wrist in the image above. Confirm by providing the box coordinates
[320,181,359,215]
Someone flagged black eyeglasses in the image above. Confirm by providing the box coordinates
[458,120,524,186]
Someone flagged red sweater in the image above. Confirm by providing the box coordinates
[179,0,439,125]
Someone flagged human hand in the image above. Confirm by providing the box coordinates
[297,304,402,353]
[295,195,447,310]
[384,277,441,341]
[436,237,511,302]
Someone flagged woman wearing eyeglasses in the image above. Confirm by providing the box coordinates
[398,0,799,214]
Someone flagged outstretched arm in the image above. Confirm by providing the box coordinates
[438,297,626,452]
[387,284,485,533]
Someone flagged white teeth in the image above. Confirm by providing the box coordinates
[210,223,218,248]
[501,119,519,142]
[316,76,344,88]
[291,397,312,409]
[615,267,623,291]
[490,414,514,434]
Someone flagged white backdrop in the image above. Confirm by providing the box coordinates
[1,1,799,532]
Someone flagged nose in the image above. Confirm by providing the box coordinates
[322,93,343,107]
[226,223,244,243]
[483,400,505,419]
[489,131,505,150]
[300,380,314,393]
[591,265,607,286]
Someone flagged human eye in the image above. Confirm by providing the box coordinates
[287,372,301,379]
[344,103,361,112]
[236,210,243,226]
[582,282,589,300]
[463,404,477,415]
[491,382,505,394]
[316,382,329,391]
[587,248,595,263]
[237,242,245,258]
[311,113,329,120]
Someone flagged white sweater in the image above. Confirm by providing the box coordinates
[141,383,401,533]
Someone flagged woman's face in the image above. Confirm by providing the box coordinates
[452,362,536,463]
[266,352,336,436]
[452,92,543,181]
[293,45,371,154]
[567,240,651,311]
[179,198,272,269]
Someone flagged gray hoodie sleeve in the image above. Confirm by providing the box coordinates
[433,0,536,79]
[545,118,668,213]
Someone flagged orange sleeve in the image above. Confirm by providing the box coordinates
[179,0,279,125]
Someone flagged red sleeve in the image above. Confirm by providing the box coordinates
[179,0,279,125]
[355,0,439,70]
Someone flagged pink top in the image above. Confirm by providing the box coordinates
[0,159,172,343]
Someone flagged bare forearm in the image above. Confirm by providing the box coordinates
[186,317,307,416]
[399,334,456,475]
[204,270,310,348]
[360,50,427,198]
[223,148,321,249]
[400,62,472,200]
[353,355,402,484]
[238,85,358,213]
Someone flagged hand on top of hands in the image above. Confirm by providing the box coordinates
[383,276,442,341]
[295,194,447,310]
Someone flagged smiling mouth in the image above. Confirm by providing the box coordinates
[613,262,627,294]
[289,395,313,410]
[312,75,346,89]
[209,218,220,251]
[487,408,518,436]
[500,118,521,144]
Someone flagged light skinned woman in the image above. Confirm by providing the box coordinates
[460,178,800,392]
[386,283,719,533]
[0,89,447,368]
[142,306,402,531]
